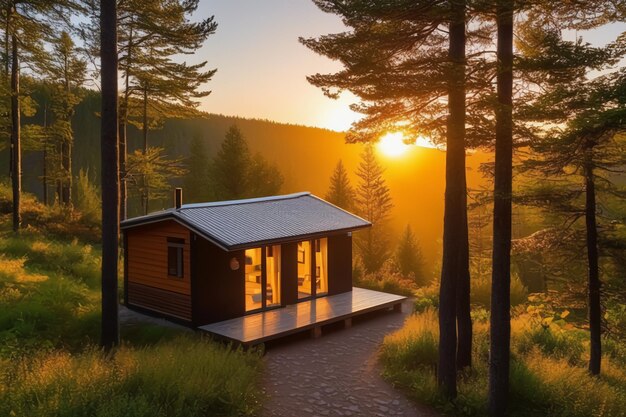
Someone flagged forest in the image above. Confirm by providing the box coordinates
[0,1,625,417]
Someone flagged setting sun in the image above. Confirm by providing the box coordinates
[378,132,410,157]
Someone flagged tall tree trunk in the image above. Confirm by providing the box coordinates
[455,0,472,368]
[119,109,127,219]
[10,33,19,232]
[489,1,514,416]
[457,205,472,369]
[119,22,132,221]
[142,85,148,215]
[584,146,601,375]
[43,104,48,206]
[438,0,466,398]
[5,4,11,178]
[100,0,120,351]
[61,137,71,205]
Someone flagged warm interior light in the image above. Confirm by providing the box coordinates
[378,132,410,157]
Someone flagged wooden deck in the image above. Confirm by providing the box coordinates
[198,287,406,346]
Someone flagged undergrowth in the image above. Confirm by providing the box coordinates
[380,309,626,417]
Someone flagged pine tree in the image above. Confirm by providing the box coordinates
[396,224,427,286]
[325,159,355,211]
[209,125,283,201]
[127,147,187,214]
[45,31,86,206]
[183,134,211,202]
[489,1,514,414]
[80,0,217,219]
[353,145,393,273]
[100,0,120,351]
[247,152,283,198]
[210,125,251,200]
[0,0,82,230]
[517,23,626,376]
[302,1,478,391]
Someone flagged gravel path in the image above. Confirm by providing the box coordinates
[261,299,439,417]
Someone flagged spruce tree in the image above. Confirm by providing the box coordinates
[353,145,393,273]
[209,125,283,201]
[396,224,427,286]
[183,134,211,202]
[325,159,355,211]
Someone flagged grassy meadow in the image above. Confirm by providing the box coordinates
[0,184,263,417]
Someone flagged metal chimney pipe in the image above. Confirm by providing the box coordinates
[174,188,183,209]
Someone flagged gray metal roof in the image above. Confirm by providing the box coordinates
[121,192,371,250]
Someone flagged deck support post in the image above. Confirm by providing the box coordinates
[311,326,322,339]
[344,318,352,329]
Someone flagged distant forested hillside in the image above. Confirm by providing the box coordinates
[0,88,493,271]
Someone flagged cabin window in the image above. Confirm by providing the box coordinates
[167,238,185,278]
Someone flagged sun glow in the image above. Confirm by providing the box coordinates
[378,132,411,157]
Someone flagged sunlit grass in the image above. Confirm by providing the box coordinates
[0,337,263,417]
[381,310,626,417]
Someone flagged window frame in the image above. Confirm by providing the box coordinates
[167,238,185,279]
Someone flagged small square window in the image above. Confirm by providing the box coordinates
[167,238,184,278]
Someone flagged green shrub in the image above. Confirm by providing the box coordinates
[73,168,102,227]
[413,284,439,313]
[354,259,417,297]
[471,272,527,309]
[0,337,263,417]
[516,326,586,365]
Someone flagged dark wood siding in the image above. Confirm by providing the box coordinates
[191,235,245,325]
[127,281,192,321]
[328,233,353,295]
[280,242,298,305]
[126,220,191,295]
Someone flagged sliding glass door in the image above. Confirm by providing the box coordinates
[245,245,281,313]
[297,238,328,300]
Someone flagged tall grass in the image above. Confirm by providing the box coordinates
[381,310,626,416]
[0,337,263,417]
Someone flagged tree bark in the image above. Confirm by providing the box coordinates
[119,22,132,221]
[10,32,20,232]
[457,204,472,369]
[43,104,48,206]
[119,115,127,219]
[100,0,120,351]
[489,1,513,416]
[584,146,601,375]
[438,0,466,398]
[142,84,148,215]
[61,137,71,205]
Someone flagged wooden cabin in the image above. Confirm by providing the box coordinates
[120,192,371,327]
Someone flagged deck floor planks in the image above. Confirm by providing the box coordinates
[199,287,406,345]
